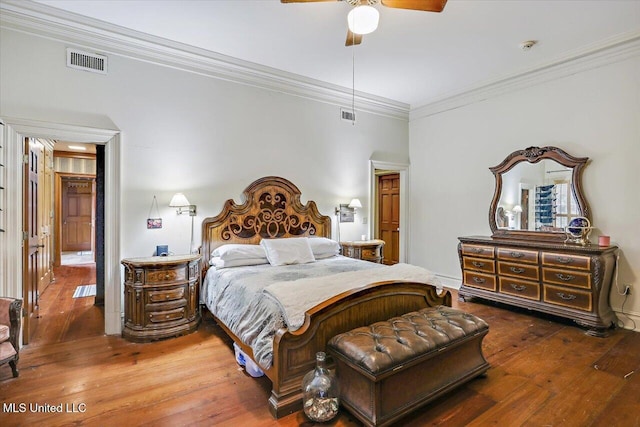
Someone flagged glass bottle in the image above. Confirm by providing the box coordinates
[302,351,339,422]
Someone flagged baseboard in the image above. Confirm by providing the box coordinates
[436,274,461,290]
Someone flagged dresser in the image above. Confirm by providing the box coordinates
[458,236,618,336]
[340,239,385,263]
[122,254,201,342]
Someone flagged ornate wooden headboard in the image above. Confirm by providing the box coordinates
[201,176,332,262]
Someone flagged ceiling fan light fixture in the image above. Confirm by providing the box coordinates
[347,5,379,35]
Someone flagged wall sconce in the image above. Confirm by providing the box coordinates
[169,193,196,216]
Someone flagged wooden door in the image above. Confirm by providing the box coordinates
[378,173,400,265]
[23,138,41,343]
[61,178,95,252]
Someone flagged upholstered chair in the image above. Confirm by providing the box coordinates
[0,297,22,378]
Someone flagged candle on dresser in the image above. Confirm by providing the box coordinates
[598,235,611,246]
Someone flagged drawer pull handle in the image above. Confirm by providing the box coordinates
[556,273,576,282]
[165,273,171,279]
[472,277,486,284]
[556,292,577,301]
[473,248,485,254]
[510,252,525,258]
[555,257,572,264]
[510,284,526,291]
[509,267,525,274]
[472,261,485,268]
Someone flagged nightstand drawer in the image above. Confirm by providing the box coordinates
[463,257,495,274]
[544,285,592,312]
[463,271,496,291]
[499,277,540,301]
[361,248,379,259]
[461,244,494,259]
[148,307,186,324]
[498,261,539,280]
[497,248,539,264]
[542,252,591,270]
[543,268,591,289]
[147,286,185,303]
[146,267,186,284]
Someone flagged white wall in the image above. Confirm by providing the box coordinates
[0,29,408,260]
[409,55,640,329]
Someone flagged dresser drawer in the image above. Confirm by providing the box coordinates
[543,285,592,312]
[463,257,496,274]
[498,261,539,280]
[542,252,590,271]
[146,267,187,284]
[148,307,186,324]
[463,271,497,291]
[499,277,540,301]
[461,244,494,259]
[497,248,539,264]
[542,268,591,289]
[147,286,185,303]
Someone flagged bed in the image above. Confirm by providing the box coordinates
[200,176,451,418]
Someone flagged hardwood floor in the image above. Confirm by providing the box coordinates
[1,269,639,426]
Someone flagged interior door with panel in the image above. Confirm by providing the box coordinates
[23,138,41,343]
[61,177,95,253]
[377,173,400,264]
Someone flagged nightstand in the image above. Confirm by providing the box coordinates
[340,239,385,264]
[121,254,201,342]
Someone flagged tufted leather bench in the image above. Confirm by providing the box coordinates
[327,305,489,427]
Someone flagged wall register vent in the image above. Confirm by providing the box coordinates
[66,48,108,74]
[341,108,356,123]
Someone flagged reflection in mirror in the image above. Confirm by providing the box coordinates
[489,146,590,242]
[497,159,579,232]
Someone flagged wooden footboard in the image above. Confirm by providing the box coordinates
[266,280,451,418]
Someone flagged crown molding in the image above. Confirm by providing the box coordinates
[0,0,410,121]
[3,1,638,124]
[410,31,640,121]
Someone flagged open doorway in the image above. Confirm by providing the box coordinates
[22,140,104,345]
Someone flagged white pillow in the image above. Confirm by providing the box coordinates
[211,244,267,261]
[308,237,340,258]
[209,256,269,269]
[260,238,316,266]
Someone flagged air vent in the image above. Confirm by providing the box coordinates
[341,108,356,123]
[66,48,108,74]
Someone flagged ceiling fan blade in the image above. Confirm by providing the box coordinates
[280,0,338,3]
[345,29,363,46]
[380,0,448,12]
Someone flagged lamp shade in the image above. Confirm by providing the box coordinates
[347,5,379,35]
[169,193,191,207]
[348,198,362,209]
[513,205,523,213]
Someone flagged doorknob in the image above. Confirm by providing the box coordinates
[396,228,400,231]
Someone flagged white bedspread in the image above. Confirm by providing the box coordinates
[263,263,441,331]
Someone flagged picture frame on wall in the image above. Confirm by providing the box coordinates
[339,204,355,223]
[147,218,162,229]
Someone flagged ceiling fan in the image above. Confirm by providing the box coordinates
[281,0,448,46]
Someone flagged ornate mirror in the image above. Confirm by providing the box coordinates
[489,146,590,242]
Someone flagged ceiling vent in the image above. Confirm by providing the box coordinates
[341,108,356,123]
[66,48,108,74]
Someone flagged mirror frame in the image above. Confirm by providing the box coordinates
[489,146,590,242]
